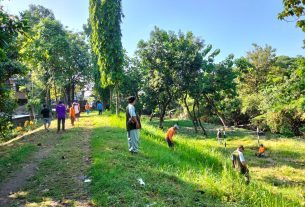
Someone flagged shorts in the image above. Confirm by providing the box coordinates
[43,118,51,124]
[75,113,80,118]
[166,137,174,147]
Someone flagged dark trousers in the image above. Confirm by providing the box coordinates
[57,118,65,131]
[98,110,102,115]
[166,137,174,148]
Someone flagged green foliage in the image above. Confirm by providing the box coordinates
[278,0,305,46]
[236,44,305,136]
[89,0,124,88]
[20,5,93,105]
[136,27,181,127]
[0,6,27,139]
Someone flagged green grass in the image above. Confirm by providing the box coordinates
[1,115,94,207]
[90,114,304,207]
[1,113,304,206]
[0,144,37,182]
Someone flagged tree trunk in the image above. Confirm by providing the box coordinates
[30,105,36,121]
[54,84,58,102]
[159,105,166,129]
[203,94,227,127]
[183,94,198,133]
[66,85,71,106]
[46,86,51,106]
[116,88,119,116]
[109,87,113,109]
[217,114,227,128]
[71,83,75,102]
[195,100,207,136]
[150,112,154,122]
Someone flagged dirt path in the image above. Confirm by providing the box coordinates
[0,115,94,207]
[0,145,54,206]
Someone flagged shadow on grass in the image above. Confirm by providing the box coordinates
[262,175,305,188]
[89,125,231,207]
[89,121,302,207]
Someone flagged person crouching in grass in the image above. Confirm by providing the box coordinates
[255,144,266,157]
[165,124,179,148]
[69,104,76,126]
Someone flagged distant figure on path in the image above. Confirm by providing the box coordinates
[223,127,227,148]
[126,96,141,154]
[73,101,80,121]
[56,101,66,133]
[41,104,51,131]
[69,104,76,126]
[97,101,103,115]
[255,144,266,157]
[231,145,250,184]
[85,102,90,115]
[165,124,179,148]
[217,129,223,145]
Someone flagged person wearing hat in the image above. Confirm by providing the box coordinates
[231,145,250,184]
[165,124,179,148]
[126,96,141,154]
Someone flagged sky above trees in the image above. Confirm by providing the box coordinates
[2,0,304,61]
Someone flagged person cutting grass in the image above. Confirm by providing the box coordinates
[231,145,250,184]
[165,124,179,148]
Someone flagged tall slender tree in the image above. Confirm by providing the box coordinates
[89,0,124,115]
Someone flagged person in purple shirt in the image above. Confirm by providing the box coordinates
[56,101,66,133]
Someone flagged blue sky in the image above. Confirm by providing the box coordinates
[2,0,304,61]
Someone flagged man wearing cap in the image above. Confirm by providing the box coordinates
[126,96,141,154]
[165,124,179,148]
[231,145,250,184]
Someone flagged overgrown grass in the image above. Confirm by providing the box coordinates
[90,114,304,207]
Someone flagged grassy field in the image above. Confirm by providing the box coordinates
[0,112,304,206]
[90,114,305,207]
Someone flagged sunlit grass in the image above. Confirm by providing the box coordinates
[90,114,304,206]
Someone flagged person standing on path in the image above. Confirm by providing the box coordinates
[97,101,103,115]
[217,129,223,145]
[85,102,90,115]
[41,104,51,131]
[73,101,80,121]
[69,104,76,126]
[126,96,141,154]
[56,101,66,133]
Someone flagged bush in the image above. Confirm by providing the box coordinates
[265,109,302,136]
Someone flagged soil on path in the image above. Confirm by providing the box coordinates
[0,115,94,207]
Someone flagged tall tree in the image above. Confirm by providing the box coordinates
[136,27,180,128]
[20,18,70,106]
[235,44,276,118]
[89,0,124,115]
[0,6,27,139]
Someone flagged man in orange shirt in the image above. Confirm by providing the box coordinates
[69,104,76,126]
[255,144,266,157]
[165,124,179,148]
[85,102,90,115]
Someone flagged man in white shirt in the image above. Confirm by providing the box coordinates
[231,145,250,184]
[126,96,141,154]
[73,101,80,121]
